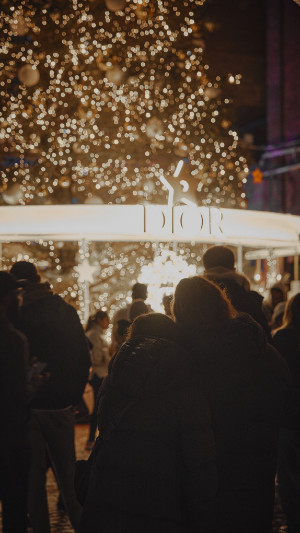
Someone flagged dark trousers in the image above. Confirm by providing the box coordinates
[0,460,28,533]
[28,406,81,533]
[277,428,300,533]
[88,375,103,442]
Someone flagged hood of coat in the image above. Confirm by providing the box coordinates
[21,282,53,306]
[105,336,195,400]
[204,266,250,291]
[179,312,267,378]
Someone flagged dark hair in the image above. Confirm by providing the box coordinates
[85,309,108,332]
[203,245,235,271]
[127,313,177,343]
[173,276,236,328]
[129,300,148,322]
[10,261,39,283]
[131,282,147,300]
[281,293,300,332]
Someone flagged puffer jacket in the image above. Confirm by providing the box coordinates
[179,313,290,533]
[79,336,218,533]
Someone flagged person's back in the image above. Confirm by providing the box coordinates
[18,282,90,409]
[272,294,300,532]
[174,276,289,533]
[79,313,217,533]
[10,261,90,533]
[0,272,29,533]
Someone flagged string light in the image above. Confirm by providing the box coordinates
[0,0,247,208]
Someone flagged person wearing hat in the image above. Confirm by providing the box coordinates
[203,245,271,339]
[0,271,29,533]
[10,261,90,533]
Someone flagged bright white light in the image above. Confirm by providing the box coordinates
[174,160,184,178]
[254,273,261,282]
[74,259,97,283]
[138,248,197,312]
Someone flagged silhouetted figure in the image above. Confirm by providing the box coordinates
[162,294,173,317]
[111,282,150,349]
[79,313,218,533]
[203,245,271,339]
[113,318,131,353]
[273,294,300,533]
[0,272,29,533]
[10,261,90,533]
[85,310,110,450]
[128,299,148,321]
[174,276,289,533]
[263,282,288,328]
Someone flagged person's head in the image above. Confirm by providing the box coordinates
[10,260,40,284]
[95,309,109,329]
[0,271,20,320]
[127,312,177,343]
[129,300,148,322]
[173,275,236,328]
[282,293,300,329]
[162,294,173,317]
[203,245,235,271]
[270,286,286,308]
[131,282,147,301]
[86,309,109,331]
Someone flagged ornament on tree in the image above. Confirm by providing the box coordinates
[106,65,125,84]
[173,142,189,157]
[145,117,164,138]
[2,183,23,205]
[105,0,126,12]
[204,86,221,99]
[9,11,29,36]
[18,65,40,87]
[135,3,155,20]
[58,176,71,188]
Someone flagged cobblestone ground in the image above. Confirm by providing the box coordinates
[0,422,288,532]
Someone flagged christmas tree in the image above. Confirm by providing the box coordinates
[0,0,248,321]
[0,0,247,208]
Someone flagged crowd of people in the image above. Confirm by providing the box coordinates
[0,245,299,533]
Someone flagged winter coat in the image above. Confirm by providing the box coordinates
[0,319,29,493]
[178,313,289,533]
[204,266,271,339]
[79,336,218,533]
[86,323,110,378]
[273,326,300,430]
[16,282,90,409]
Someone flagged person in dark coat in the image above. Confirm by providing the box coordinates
[10,261,91,533]
[173,276,290,533]
[202,245,271,339]
[0,272,29,533]
[273,293,300,533]
[79,313,218,533]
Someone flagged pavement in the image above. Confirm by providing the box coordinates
[0,422,288,532]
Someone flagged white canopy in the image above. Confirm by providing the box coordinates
[0,205,300,256]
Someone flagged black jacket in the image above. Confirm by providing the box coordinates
[0,319,28,490]
[273,326,300,430]
[179,313,289,533]
[79,336,218,533]
[16,282,90,409]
